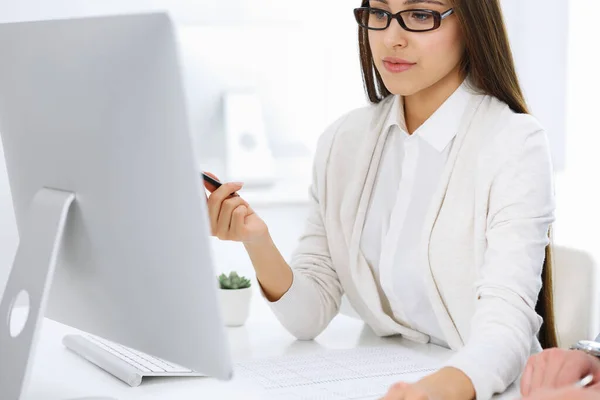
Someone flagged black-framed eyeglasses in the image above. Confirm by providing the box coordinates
[353,7,454,32]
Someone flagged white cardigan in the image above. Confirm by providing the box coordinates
[265,89,555,399]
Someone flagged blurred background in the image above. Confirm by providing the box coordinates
[0,0,598,341]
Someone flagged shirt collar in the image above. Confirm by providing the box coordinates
[384,80,475,153]
[384,94,407,134]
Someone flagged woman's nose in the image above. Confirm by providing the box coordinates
[382,18,409,49]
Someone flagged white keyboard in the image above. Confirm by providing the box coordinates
[62,334,204,387]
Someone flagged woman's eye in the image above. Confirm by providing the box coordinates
[369,9,388,20]
[409,11,433,23]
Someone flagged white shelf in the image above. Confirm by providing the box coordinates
[240,182,310,207]
[199,156,312,207]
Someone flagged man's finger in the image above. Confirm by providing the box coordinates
[521,359,535,396]
[529,356,547,395]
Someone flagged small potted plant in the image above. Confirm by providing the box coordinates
[217,271,252,327]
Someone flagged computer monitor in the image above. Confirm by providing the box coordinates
[0,12,233,399]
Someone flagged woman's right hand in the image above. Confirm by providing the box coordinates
[203,172,269,244]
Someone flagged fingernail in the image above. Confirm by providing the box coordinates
[232,182,244,186]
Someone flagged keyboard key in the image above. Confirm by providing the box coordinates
[85,334,192,373]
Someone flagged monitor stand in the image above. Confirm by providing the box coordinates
[0,188,75,400]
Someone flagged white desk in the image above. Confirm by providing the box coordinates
[22,293,520,400]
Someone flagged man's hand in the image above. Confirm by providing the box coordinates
[520,348,600,397]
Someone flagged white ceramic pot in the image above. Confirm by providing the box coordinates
[219,287,252,327]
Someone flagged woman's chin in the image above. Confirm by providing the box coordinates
[383,83,422,97]
[380,76,424,97]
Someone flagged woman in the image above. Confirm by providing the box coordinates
[205,0,557,398]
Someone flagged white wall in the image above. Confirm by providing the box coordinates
[553,0,600,259]
[0,0,300,24]
[503,0,568,170]
[552,0,600,336]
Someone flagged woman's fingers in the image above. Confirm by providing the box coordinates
[217,197,249,239]
[206,182,244,234]
[231,205,248,239]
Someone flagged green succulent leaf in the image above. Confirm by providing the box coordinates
[218,271,252,290]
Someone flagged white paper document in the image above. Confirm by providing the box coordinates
[235,346,439,399]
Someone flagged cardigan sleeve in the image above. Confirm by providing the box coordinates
[443,126,555,399]
[259,114,349,340]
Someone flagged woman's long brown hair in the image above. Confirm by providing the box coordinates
[358,0,557,348]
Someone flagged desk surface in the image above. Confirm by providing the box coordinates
[23,291,520,400]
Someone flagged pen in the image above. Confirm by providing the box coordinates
[574,374,594,388]
[201,172,222,189]
[201,172,239,197]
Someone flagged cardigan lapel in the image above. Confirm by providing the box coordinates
[339,100,391,250]
[419,94,486,349]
